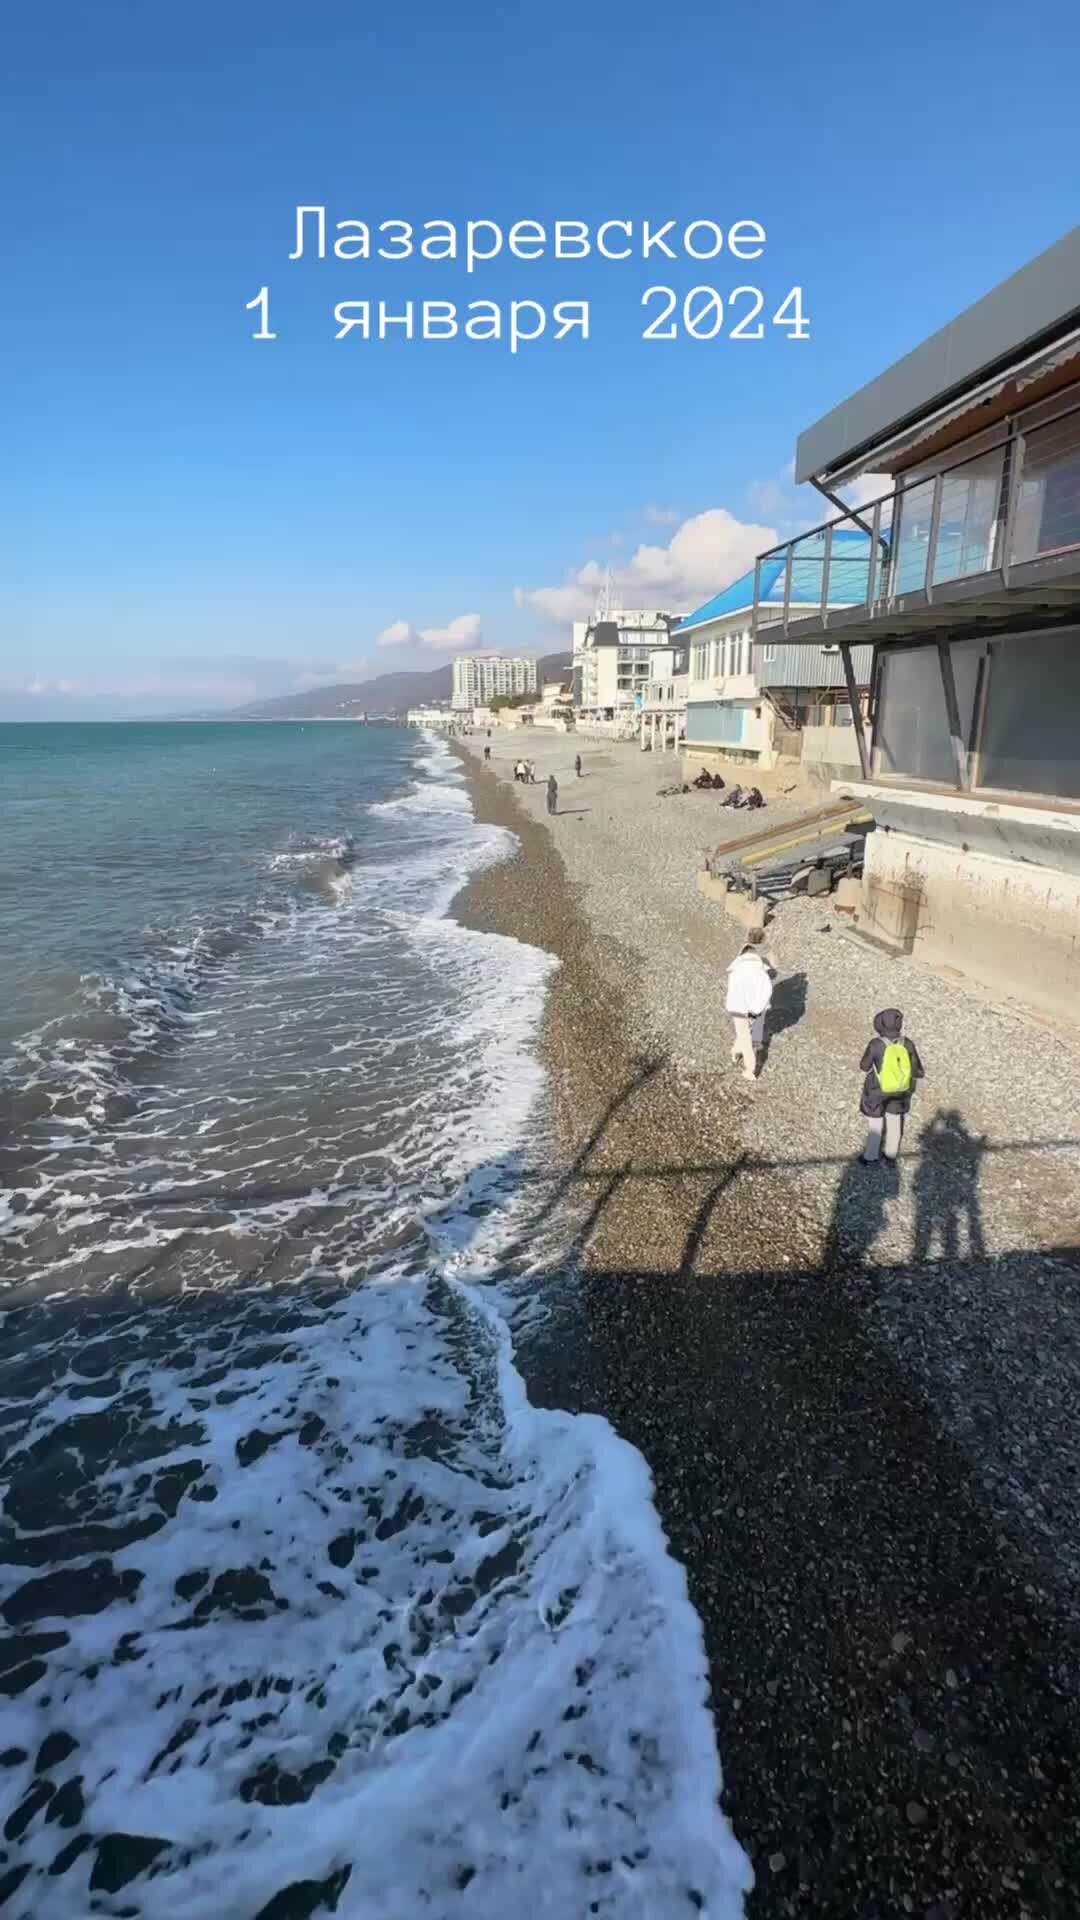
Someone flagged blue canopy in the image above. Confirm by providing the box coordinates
[676,526,873,632]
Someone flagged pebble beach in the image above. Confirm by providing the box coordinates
[452,727,1080,1920]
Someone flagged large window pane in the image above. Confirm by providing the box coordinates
[932,450,1004,584]
[875,641,982,784]
[978,627,1080,799]
[890,481,935,596]
[1010,411,1080,563]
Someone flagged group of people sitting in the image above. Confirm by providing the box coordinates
[691,768,765,810]
[513,759,537,784]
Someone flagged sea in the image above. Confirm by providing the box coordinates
[0,721,749,1919]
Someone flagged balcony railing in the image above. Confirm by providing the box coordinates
[753,398,1080,637]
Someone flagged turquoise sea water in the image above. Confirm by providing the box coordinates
[0,722,747,1920]
[0,722,405,1063]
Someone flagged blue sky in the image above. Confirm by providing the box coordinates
[5,0,1080,716]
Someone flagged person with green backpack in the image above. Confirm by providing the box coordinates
[859,1007,924,1164]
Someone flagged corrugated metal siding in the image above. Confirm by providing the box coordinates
[684,701,744,745]
[755,642,873,688]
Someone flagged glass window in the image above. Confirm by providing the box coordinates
[932,450,1005,585]
[978,627,1080,799]
[874,640,982,784]
[890,480,938,596]
[1010,410,1080,563]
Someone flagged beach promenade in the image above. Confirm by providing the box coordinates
[453,729,1080,1919]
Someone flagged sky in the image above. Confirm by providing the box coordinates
[5,0,1080,717]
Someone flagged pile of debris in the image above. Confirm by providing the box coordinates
[702,798,873,904]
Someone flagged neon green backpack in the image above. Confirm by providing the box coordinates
[877,1040,912,1097]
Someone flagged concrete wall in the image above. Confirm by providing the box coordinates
[802,722,861,769]
[845,784,1080,1025]
[801,722,864,785]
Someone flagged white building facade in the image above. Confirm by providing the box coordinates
[572,610,678,735]
[451,654,538,711]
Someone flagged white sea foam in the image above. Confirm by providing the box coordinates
[0,729,750,1917]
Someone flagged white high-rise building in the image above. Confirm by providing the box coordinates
[451,654,538,710]
[572,609,675,723]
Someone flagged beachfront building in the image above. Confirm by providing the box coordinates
[678,546,873,780]
[572,609,679,737]
[406,704,453,729]
[638,667,689,752]
[753,224,1080,1022]
[528,674,575,731]
[451,654,537,712]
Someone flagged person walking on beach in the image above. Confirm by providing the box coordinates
[483,745,491,762]
[725,929,774,1082]
[574,752,582,778]
[858,1007,924,1165]
[546,774,558,816]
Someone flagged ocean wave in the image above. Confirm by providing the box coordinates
[0,729,749,1916]
[0,929,237,1148]
[268,831,359,901]
[0,831,362,1164]
[369,782,472,819]
[0,1269,747,1920]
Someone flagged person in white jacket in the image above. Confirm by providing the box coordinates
[725,931,775,1082]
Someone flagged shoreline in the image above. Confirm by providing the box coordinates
[450,736,1080,1920]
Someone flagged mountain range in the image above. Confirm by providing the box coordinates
[186,652,572,721]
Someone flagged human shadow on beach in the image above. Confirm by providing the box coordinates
[759,971,808,1068]
[823,1149,900,1268]
[911,1108,989,1263]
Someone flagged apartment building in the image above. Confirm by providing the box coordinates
[451,654,537,711]
[572,610,678,732]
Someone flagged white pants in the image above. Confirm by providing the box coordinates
[730,1013,765,1080]
[864,1111,903,1161]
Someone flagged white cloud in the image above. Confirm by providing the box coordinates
[841,472,892,509]
[419,612,483,652]
[376,620,415,649]
[623,508,777,606]
[515,510,778,624]
[514,563,605,625]
[514,582,595,623]
[641,504,680,526]
[376,613,483,654]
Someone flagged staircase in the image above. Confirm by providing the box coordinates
[761,688,803,758]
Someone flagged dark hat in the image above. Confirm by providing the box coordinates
[874,1007,903,1038]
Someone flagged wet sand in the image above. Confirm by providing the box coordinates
[452,745,1080,1920]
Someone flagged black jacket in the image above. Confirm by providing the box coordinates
[859,1034,924,1117]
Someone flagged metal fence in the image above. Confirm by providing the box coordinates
[753,397,1080,635]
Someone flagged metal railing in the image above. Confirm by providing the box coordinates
[752,397,1080,636]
